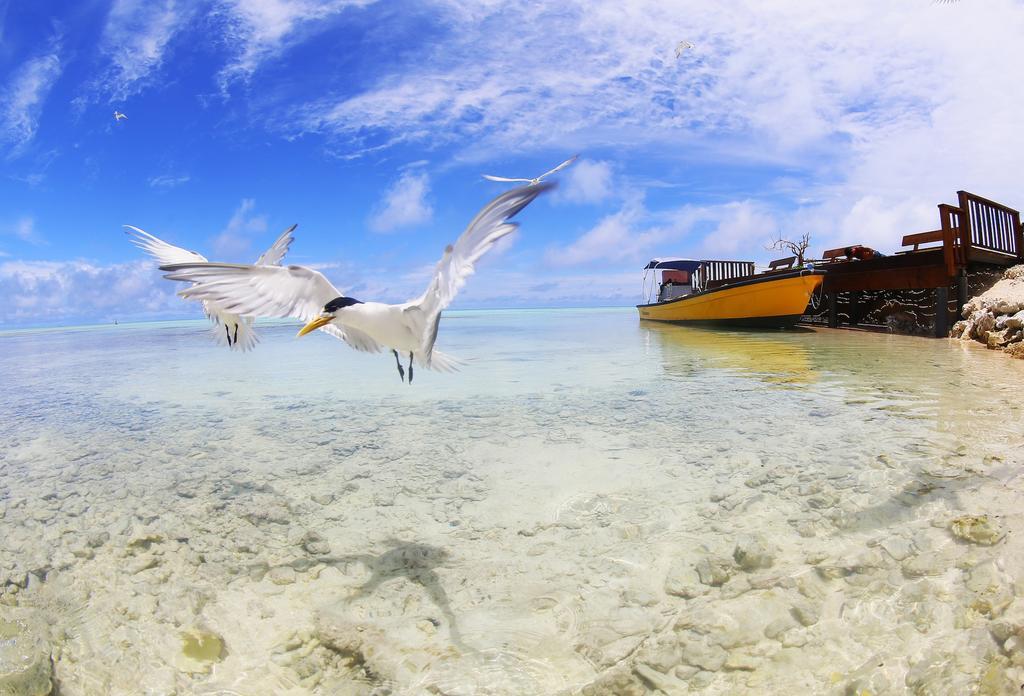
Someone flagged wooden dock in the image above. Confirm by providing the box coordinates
[803,191,1023,337]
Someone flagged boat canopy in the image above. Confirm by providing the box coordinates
[643,258,703,272]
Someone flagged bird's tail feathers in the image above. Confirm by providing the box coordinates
[209,313,258,352]
[418,349,463,373]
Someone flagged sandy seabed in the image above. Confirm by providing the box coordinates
[2,310,1024,695]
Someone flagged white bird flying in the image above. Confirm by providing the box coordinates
[675,41,694,58]
[114,111,128,121]
[126,224,296,351]
[482,155,578,185]
[160,184,553,384]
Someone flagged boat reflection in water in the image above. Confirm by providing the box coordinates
[641,321,817,386]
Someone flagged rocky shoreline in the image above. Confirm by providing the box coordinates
[951,265,1024,358]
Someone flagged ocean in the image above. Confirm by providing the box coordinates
[1,308,1022,694]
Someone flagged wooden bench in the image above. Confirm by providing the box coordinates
[768,256,796,270]
[901,229,945,252]
[821,246,857,262]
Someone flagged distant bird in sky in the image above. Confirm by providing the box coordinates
[675,41,694,58]
[113,111,127,121]
[482,155,578,185]
[126,224,296,351]
[160,184,552,383]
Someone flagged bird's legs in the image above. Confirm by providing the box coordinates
[224,324,232,346]
[233,323,239,345]
[392,350,405,382]
[408,352,414,385]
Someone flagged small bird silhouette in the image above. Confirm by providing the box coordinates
[113,111,128,121]
[482,155,578,185]
[675,41,694,58]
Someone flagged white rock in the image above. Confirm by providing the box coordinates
[950,515,1005,545]
[678,639,727,671]
[0,608,51,696]
[733,535,775,571]
[695,557,733,587]
[664,559,706,599]
[268,566,297,585]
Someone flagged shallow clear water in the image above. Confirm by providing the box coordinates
[1,308,1023,694]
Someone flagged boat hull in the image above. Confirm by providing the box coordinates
[637,271,824,328]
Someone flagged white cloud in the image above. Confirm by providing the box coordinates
[148,173,191,189]
[559,159,614,205]
[98,0,188,101]
[550,196,785,267]
[1,216,46,246]
[210,198,269,258]
[368,170,433,233]
[290,0,1024,260]
[0,259,184,324]
[1,49,62,155]
[548,197,666,266]
[217,0,376,89]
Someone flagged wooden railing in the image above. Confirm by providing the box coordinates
[938,203,965,278]
[898,192,1021,278]
[695,260,755,289]
[958,190,1023,260]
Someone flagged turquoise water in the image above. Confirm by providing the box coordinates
[1,308,1023,694]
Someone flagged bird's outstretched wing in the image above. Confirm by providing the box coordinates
[482,175,534,183]
[161,262,386,353]
[125,225,207,265]
[538,155,578,180]
[320,324,384,353]
[255,224,297,266]
[160,263,341,322]
[410,183,553,361]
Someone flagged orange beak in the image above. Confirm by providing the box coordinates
[297,315,332,337]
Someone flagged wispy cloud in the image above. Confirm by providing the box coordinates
[0,259,183,324]
[549,195,782,267]
[1,45,62,156]
[292,0,1024,246]
[559,159,615,205]
[2,216,47,246]
[147,173,191,189]
[217,0,376,90]
[368,170,432,233]
[210,198,269,258]
[96,0,189,101]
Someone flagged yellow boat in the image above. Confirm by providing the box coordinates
[637,258,825,328]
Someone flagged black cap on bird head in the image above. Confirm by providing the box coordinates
[297,296,364,337]
[324,296,363,312]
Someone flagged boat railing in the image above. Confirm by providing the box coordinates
[694,260,755,291]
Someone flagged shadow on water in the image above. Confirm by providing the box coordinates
[318,540,467,650]
[846,471,983,533]
[640,322,817,386]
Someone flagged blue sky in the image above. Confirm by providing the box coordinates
[2,0,1023,326]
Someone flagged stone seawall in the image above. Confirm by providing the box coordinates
[950,265,1024,359]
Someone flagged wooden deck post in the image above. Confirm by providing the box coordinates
[1016,213,1024,262]
[957,191,974,261]
[935,286,950,338]
[957,271,969,320]
[828,293,838,328]
[849,291,860,326]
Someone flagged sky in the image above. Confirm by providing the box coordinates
[1,0,1023,326]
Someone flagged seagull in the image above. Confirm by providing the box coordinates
[126,224,296,351]
[160,184,552,384]
[482,155,578,185]
[675,41,694,58]
[113,111,128,121]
